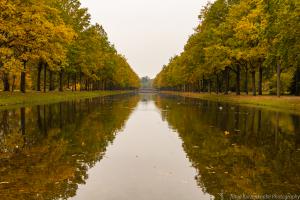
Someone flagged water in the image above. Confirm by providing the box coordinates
[0,94,299,199]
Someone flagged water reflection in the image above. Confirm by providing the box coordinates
[1,94,300,199]
[155,95,300,199]
[0,94,139,200]
[72,94,210,200]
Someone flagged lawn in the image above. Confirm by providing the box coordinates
[0,90,132,110]
[162,91,300,114]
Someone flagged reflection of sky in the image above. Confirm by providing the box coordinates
[73,97,211,200]
[81,0,211,78]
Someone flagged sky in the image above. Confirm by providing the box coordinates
[80,0,210,78]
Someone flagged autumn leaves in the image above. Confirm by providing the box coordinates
[154,0,299,96]
[0,0,140,93]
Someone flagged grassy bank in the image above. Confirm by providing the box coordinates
[0,90,133,110]
[161,91,300,114]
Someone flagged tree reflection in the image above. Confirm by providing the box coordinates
[0,95,139,200]
[155,95,300,199]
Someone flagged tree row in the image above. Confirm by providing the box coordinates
[154,0,299,96]
[0,0,140,93]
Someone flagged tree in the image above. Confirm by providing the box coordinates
[0,0,139,92]
[154,0,299,97]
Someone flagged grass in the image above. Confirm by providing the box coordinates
[161,91,300,114]
[0,90,133,110]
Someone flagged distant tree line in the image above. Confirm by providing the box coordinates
[154,0,299,96]
[0,0,140,93]
[140,76,153,89]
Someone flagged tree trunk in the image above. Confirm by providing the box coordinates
[74,74,77,91]
[11,75,16,92]
[208,79,211,93]
[202,75,205,92]
[44,63,47,92]
[99,81,101,91]
[251,70,256,96]
[225,68,229,95]
[245,66,249,95]
[227,70,230,93]
[216,74,219,94]
[67,74,70,89]
[79,71,82,91]
[49,70,54,91]
[258,65,263,95]
[277,63,281,97]
[3,73,10,92]
[85,79,88,91]
[295,67,300,96]
[236,65,241,95]
[37,61,43,91]
[20,62,26,93]
[59,70,63,92]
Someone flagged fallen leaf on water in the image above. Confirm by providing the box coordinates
[206,166,214,170]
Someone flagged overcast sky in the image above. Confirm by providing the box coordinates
[81,0,210,78]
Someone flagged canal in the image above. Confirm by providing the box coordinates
[0,94,299,199]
